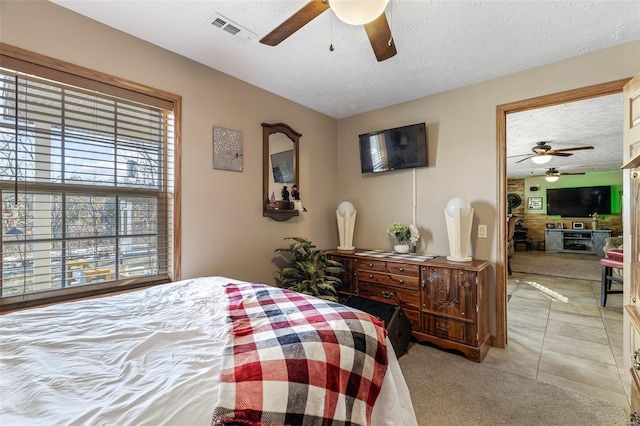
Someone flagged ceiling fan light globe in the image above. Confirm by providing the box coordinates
[446,197,472,218]
[545,175,560,182]
[531,155,552,164]
[337,201,355,217]
[330,0,389,25]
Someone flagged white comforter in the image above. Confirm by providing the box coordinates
[0,277,416,425]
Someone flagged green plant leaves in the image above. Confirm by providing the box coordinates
[275,237,345,303]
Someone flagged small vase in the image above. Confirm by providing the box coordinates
[592,220,598,230]
[394,243,410,254]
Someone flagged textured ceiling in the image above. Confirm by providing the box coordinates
[506,93,623,178]
[49,0,638,177]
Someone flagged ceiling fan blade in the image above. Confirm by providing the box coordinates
[364,12,397,62]
[260,0,329,46]
[548,152,572,157]
[515,155,536,163]
[549,145,594,153]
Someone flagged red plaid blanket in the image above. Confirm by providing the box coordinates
[212,283,388,426]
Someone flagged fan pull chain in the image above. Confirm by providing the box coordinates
[329,11,334,52]
[388,0,394,47]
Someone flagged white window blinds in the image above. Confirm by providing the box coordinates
[0,64,176,306]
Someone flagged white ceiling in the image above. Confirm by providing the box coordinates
[50,0,639,176]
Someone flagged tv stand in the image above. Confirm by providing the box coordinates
[544,229,611,255]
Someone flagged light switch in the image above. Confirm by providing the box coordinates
[478,225,487,238]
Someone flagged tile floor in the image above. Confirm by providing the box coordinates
[483,253,629,412]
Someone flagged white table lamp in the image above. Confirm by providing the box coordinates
[445,197,473,262]
[336,201,356,250]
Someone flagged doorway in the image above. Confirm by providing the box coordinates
[494,78,630,348]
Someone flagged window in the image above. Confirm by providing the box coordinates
[0,45,180,309]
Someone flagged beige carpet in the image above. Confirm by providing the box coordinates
[399,343,627,425]
[510,251,601,281]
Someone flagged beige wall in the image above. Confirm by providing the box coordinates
[337,41,639,333]
[337,44,638,256]
[0,0,339,285]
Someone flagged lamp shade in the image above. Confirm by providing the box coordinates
[446,197,471,218]
[531,155,552,164]
[337,201,355,217]
[330,0,389,25]
[336,201,356,250]
[444,198,473,262]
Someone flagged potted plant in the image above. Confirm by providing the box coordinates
[387,223,420,253]
[275,237,345,302]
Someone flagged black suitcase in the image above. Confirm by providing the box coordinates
[344,295,412,358]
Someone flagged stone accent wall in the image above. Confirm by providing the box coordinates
[507,179,525,217]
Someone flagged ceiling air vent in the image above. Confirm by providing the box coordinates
[206,13,257,43]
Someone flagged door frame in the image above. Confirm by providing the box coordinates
[494,78,630,348]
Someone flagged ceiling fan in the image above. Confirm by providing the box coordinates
[543,167,585,182]
[509,141,594,164]
[260,0,397,62]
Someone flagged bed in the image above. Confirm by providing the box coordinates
[0,277,417,425]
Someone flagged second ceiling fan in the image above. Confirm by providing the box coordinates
[542,167,585,182]
[545,167,585,177]
[260,0,397,62]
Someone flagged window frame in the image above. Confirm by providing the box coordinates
[0,43,182,311]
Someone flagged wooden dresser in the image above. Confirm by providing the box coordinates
[328,250,490,362]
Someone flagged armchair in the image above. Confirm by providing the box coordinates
[603,236,623,254]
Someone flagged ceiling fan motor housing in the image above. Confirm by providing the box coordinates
[532,142,551,154]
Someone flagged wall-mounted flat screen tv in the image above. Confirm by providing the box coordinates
[546,185,611,217]
[359,123,428,173]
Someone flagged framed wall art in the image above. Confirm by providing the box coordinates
[527,197,543,210]
[212,126,243,172]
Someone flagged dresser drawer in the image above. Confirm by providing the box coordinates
[359,282,420,311]
[358,270,388,286]
[357,259,386,272]
[422,314,467,344]
[387,273,419,291]
[387,263,419,277]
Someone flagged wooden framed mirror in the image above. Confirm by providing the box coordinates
[262,123,301,221]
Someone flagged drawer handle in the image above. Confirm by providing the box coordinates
[368,263,373,267]
[435,321,450,332]
[399,267,404,272]
[381,290,393,299]
[398,279,404,284]
[634,349,640,371]
[369,274,373,279]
